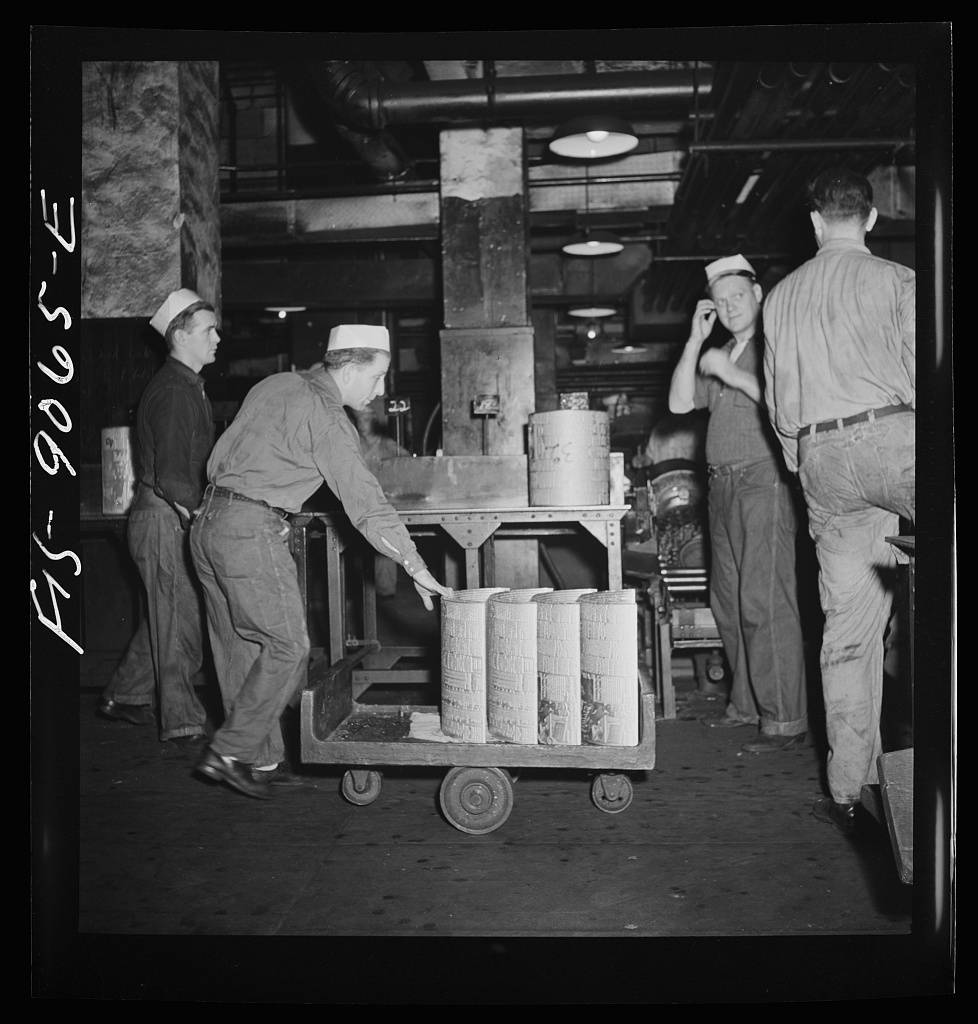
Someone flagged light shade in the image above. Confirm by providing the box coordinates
[549,116,639,159]
[611,343,648,354]
[562,230,624,256]
[569,305,617,318]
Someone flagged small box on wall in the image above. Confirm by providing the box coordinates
[101,427,136,515]
[559,392,589,410]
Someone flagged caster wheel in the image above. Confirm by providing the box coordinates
[439,766,514,834]
[341,769,382,806]
[591,773,634,814]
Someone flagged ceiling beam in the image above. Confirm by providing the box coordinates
[221,193,440,247]
[222,258,437,308]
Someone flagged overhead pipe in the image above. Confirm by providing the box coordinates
[311,62,714,134]
[528,172,682,187]
[687,137,914,153]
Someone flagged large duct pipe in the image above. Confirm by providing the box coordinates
[310,62,713,134]
[332,123,413,181]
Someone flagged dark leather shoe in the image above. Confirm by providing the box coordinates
[249,763,308,787]
[742,731,807,753]
[97,697,156,726]
[812,796,858,835]
[700,712,758,729]
[166,733,208,751]
[195,746,271,800]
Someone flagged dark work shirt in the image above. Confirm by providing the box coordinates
[135,356,214,512]
[207,367,425,576]
[692,334,781,468]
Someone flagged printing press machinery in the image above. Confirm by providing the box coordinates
[622,461,727,719]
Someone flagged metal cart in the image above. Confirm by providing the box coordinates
[299,648,657,835]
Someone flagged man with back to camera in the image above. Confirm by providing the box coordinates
[668,255,808,753]
[189,324,453,799]
[763,167,915,834]
[97,288,219,750]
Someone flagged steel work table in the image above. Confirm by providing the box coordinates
[290,505,628,692]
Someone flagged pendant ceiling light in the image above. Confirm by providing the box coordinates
[568,241,618,319]
[561,165,623,256]
[562,231,624,256]
[611,343,648,354]
[569,304,616,318]
[549,116,639,159]
[265,305,307,317]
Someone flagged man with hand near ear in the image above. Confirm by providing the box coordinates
[190,324,453,799]
[669,256,809,753]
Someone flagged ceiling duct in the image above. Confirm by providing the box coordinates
[331,122,413,182]
[308,61,713,134]
[290,63,415,182]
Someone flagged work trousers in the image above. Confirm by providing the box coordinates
[798,410,915,804]
[707,458,808,736]
[103,506,209,740]
[189,492,310,768]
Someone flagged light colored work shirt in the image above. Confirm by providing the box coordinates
[763,237,915,472]
[207,367,425,575]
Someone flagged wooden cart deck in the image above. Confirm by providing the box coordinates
[299,647,656,831]
[299,647,656,772]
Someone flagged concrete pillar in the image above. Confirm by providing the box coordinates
[81,61,221,319]
[438,127,536,457]
[531,306,559,413]
[437,127,538,586]
[439,126,529,329]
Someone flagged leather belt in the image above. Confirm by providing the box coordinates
[707,458,769,480]
[204,483,289,518]
[797,403,912,440]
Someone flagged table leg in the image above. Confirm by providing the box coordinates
[464,547,481,589]
[656,617,677,720]
[325,525,344,665]
[606,520,622,590]
[482,535,494,588]
[363,553,378,645]
[290,522,308,611]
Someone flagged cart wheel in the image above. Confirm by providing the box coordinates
[591,773,634,814]
[341,769,383,806]
[439,767,514,835]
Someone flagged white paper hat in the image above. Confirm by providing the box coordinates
[704,254,757,286]
[326,324,390,352]
[150,288,205,337]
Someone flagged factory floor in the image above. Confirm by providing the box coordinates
[38,578,943,1005]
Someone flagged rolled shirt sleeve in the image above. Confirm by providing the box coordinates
[310,408,426,577]
[762,304,801,474]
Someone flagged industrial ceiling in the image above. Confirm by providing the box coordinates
[216,54,919,441]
